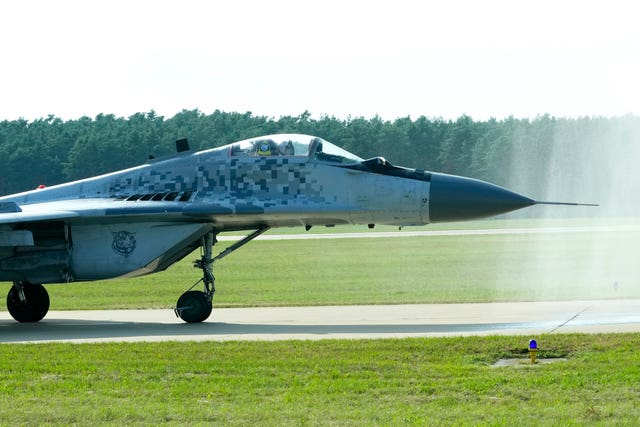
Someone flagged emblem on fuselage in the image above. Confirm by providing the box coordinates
[112,231,136,257]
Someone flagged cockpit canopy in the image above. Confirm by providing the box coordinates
[226,134,363,164]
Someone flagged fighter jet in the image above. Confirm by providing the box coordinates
[0,134,594,323]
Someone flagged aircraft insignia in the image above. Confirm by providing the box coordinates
[112,231,136,258]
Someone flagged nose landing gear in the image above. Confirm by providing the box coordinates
[174,226,270,323]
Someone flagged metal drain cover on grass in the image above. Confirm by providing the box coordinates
[492,358,567,367]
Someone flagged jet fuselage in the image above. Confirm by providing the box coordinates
[0,134,534,284]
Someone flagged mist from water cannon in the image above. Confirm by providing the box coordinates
[498,116,640,301]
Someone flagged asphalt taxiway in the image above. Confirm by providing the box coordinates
[1,299,639,343]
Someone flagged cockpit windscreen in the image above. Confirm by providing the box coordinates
[228,134,363,164]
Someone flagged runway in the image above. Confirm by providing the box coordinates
[1,299,639,343]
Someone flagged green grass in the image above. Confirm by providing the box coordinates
[2,222,638,310]
[1,334,639,425]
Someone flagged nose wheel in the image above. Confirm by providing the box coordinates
[174,227,269,323]
[175,290,212,323]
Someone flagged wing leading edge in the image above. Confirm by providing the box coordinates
[0,199,190,226]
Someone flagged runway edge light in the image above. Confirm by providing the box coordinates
[529,339,538,364]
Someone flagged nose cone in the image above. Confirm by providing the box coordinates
[429,173,535,222]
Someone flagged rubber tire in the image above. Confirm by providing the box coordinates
[7,283,50,323]
[176,291,212,323]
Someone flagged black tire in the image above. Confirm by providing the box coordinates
[7,283,50,323]
[176,291,212,323]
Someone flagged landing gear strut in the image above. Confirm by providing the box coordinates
[6,281,50,323]
[174,227,270,323]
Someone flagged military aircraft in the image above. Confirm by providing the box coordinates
[0,134,594,323]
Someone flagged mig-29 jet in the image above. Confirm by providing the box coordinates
[0,134,594,323]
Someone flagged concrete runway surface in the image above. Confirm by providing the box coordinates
[1,299,639,343]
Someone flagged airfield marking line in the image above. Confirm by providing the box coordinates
[217,225,640,241]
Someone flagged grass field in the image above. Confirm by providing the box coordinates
[1,334,639,425]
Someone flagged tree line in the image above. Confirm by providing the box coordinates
[1,110,638,209]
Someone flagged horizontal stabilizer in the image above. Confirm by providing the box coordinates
[534,201,599,207]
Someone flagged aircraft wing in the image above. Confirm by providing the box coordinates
[0,198,347,230]
[0,208,79,224]
[0,199,190,226]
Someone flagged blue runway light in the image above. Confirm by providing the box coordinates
[529,339,538,363]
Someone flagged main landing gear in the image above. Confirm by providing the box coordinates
[6,281,50,323]
[174,227,270,323]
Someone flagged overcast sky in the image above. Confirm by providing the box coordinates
[1,0,638,121]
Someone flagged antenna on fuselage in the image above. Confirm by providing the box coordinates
[175,138,190,153]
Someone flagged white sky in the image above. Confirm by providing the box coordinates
[1,0,639,121]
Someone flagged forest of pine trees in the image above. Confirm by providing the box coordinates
[1,110,638,213]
